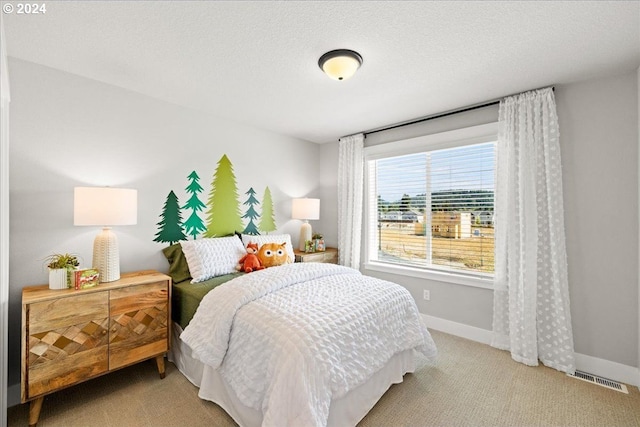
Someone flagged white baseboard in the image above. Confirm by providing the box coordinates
[421,314,493,345]
[573,352,639,388]
[7,383,20,407]
[421,313,640,387]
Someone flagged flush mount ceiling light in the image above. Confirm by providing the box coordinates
[318,49,363,81]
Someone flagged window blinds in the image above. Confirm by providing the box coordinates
[368,141,495,276]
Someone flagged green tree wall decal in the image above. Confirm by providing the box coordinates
[182,170,207,239]
[242,187,261,235]
[258,186,277,234]
[154,190,187,244]
[204,154,244,237]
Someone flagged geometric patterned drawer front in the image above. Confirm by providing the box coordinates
[28,317,109,367]
[109,304,167,344]
[25,291,111,398]
[109,281,169,370]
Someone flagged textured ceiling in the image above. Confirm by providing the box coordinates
[4,1,640,143]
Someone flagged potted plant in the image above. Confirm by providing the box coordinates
[45,253,80,290]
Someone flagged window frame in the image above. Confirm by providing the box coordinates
[363,122,498,289]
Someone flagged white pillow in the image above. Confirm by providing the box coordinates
[241,234,295,263]
[180,237,245,283]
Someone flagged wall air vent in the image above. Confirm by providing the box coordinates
[567,370,628,394]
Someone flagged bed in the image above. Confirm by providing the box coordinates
[164,236,437,427]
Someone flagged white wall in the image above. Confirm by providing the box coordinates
[321,71,640,372]
[7,58,321,404]
[319,142,339,248]
[557,71,638,368]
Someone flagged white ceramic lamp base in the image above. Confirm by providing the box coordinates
[93,227,120,283]
[299,221,312,251]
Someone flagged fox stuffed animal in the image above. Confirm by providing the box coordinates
[236,242,264,273]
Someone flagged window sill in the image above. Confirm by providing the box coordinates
[363,261,494,289]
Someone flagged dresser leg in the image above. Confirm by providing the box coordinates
[28,396,44,427]
[155,355,166,379]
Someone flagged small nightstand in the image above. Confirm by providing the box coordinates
[294,247,338,264]
[21,270,171,427]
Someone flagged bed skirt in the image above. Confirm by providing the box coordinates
[169,323,418,427]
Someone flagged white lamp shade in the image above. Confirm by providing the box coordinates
[291,198,320,221]
[74,187,137,226]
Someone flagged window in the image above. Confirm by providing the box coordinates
[364,123,497,287]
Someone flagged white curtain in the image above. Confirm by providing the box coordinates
[492,87,575,374]
[337,133,364,269]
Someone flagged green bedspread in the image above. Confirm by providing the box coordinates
[172,272,244,329]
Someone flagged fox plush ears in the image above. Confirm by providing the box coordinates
[257,242,289,268]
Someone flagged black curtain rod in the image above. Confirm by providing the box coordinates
[364,100,499,137]
[358,85,555,138]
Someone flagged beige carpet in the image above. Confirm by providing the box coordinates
[9,330,640,426]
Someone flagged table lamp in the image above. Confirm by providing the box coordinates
[74,187,137,282]
[292,198,320,251]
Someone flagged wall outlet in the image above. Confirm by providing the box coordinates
[423,290,430,301]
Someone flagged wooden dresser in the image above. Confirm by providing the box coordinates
[294,247,338,264]
[21,270,171,427]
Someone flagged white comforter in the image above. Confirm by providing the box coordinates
[181,263,437,427]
